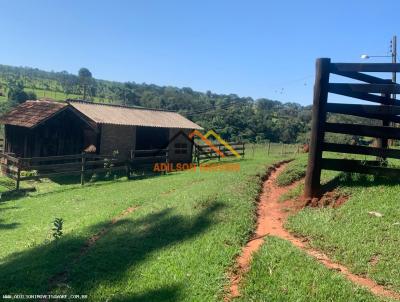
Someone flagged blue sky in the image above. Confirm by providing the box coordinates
[1,0,399,105]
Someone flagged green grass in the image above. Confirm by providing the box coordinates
[271,154,400,294]
[275,155,307,186]
[24,87,106,103]
[0,150,284,301]
[286,175,400,293]
[278,181,304,202]
[238,237,389,302]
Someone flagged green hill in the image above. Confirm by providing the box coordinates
[0,64,312,143]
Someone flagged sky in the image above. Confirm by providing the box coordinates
[1,0,400,105]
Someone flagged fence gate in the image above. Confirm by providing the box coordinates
[305,58,400,198]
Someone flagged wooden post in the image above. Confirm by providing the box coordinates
[281,143,284,155]
[80,152,86,186]
[126,160,131,180]
[16,159,21,190]
[267,142,271,156]
[305,58,331,198]
[376,93,390,163]
[165,149,169,175]
[242,143,245,159]
[252,144,255,157]
[218,145,221,161]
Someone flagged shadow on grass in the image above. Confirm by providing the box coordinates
[0,206,20,229]
[320,172,400,195]
[0,188,36,203]
[0,202,223,300]
[0,219,19,230]
[114,285,181,302]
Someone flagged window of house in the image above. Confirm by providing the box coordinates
[175,143,188,154]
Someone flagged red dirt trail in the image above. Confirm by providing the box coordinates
[227,163,400,301]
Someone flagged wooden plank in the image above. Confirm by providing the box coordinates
[323,142,400,159]
[131,155,167,161]
[0,153,20,164]
[331,63,400,73]
[329,83,400,94]
[321,158,400,177]
[305,58,331,198]
[21,154,83,162]
[20,166,126,181]
[26,162,83,171]
[325,122,400,139]
[326,103,400,123]
[20,170,82,180]
[329,69,392,84]
[328,84,398,104]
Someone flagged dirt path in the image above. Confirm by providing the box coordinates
[227,163,400,301]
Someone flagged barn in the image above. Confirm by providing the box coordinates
[0,99,202,163]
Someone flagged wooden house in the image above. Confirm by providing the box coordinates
[0,99,202,162]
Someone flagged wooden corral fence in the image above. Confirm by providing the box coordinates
[0,149,168,190]
[194,142,245,164]
[305,58,400,198]
[263,142,303,156]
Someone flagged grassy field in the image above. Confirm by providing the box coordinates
[286,171,400,293]
[238,237,389,302]
[2,148,400,301]
[0,149,287,301]
[246,153,400,298]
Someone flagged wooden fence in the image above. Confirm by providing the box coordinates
[305,58,400,198]
[194,142,245,164]
[0,149,168,190]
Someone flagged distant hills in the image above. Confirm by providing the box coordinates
[0,64,315,143]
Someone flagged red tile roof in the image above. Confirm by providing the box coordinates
[0,100,67,128]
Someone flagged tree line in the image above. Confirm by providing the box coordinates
[0,63,365,144]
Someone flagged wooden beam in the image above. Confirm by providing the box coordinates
[321,158,400,177]
[325,122,400,140]
[329,83,400,94]
[305,58,331,198]
[328,84,398,105]
[326,103,400,123]
[331,63,400,73]
[329,69,392,84]
[323,142,400,159]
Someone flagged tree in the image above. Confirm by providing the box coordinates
[78,68,93,100]
[7,81,37,104]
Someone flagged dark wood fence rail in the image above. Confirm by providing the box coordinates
[305,58,400,198]
[1,143,243,190]
[0,149,169,190]
[194,142,245,164]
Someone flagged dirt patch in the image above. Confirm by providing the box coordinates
[305,191,349,208]
[47,205,138,294]
[226,163,400,301]
[369,254,381,267]
[227,161,301,300]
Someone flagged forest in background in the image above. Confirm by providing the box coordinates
[0,64,367,144]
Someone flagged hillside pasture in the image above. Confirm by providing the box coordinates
[0,149,282,300]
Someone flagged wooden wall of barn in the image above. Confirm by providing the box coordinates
[4,109,95,158]
[100,125,136,158]
[168,129,193,163]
